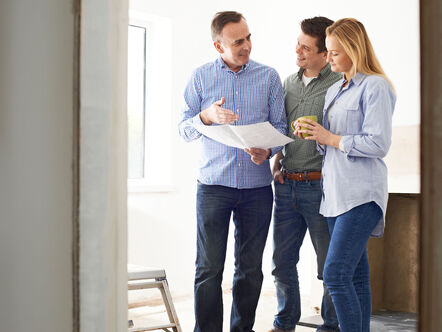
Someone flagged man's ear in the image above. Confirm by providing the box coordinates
[214,40,224,54]
[321,50,328,59]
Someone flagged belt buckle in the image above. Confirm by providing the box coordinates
[295,173,303,181]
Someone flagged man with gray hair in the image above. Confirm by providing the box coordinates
[178,11,287,332]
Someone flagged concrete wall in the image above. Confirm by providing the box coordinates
[0,1,74,331]
[368,194,419,313]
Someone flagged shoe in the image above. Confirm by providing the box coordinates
[269,327,296,332]
[316,327,340,332]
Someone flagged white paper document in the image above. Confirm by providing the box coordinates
[193,121,293,149]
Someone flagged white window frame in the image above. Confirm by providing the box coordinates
[127,11,173,193]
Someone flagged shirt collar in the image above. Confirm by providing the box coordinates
[347,72,366,86]
[216,56,250,73]
[318,63,333,78]
[296,67,305,79]
[296,63,335,80]
[337,72,366,90]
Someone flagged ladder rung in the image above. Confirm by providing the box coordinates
[128,281,163,290]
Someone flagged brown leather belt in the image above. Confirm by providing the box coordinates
[283,170,321,181]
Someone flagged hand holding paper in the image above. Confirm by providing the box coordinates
[245,147,271,165]
[193,121,293,149]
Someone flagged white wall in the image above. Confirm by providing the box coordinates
[0,1,74,331]
[128,0,420,307]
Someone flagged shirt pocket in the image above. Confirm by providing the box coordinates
[345,103,363,134]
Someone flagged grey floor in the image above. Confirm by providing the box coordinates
[299,311,417,331]
[370,311,417,332]
[129,286,417,332]
[129,285,321,331]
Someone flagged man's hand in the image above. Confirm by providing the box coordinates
[273,169,284,184]
[271,151,284,183]
[200,97,239,125]
[244,148,271,165]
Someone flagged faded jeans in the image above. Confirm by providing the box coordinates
[194,183,273,332]
[272,179,339,332]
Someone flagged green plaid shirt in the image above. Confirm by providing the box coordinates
[281,64,342,172]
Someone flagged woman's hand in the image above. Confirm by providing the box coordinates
[295,119,341,148]
[293,119,305,139]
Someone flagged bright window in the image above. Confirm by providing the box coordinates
[127,25,146,179]
[127,12,173,192]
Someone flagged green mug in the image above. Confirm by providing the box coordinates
[291,115,318,138]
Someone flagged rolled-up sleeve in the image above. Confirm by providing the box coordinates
[340,79,396,159]
[178,70,204,142]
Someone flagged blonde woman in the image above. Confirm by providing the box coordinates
[293,18,396,332]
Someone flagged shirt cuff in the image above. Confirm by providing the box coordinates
[340,135,354,155]
[338,139,346,152]
[195,113,205,125]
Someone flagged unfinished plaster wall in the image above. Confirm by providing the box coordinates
[79,0,129,330]
[0,1,74,331]
[368,194,419,313]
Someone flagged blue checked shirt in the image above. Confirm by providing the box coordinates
[319,73,396,237]
[178,57,287,189]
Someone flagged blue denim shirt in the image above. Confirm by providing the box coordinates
[319,73,396,237]
[178,58,287,189]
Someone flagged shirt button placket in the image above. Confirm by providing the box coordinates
[234,76,240,115]
[233,73,240,188]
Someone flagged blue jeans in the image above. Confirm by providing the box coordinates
[194,183,273,332]
[323,202,382,332]
[272,179,338,332]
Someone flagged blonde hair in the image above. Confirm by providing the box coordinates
[326,18,394,91]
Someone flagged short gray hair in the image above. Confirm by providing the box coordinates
[211,11,245,41]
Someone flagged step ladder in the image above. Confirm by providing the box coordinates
[128,264,182,332]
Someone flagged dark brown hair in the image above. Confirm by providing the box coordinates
[211,11,245,41]
[301,16,334,53]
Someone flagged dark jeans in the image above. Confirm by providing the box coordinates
[272,179,338,332]
[323,202,382,332]
[194,183,273,332]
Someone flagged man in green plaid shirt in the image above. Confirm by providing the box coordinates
[270,17,342,332]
